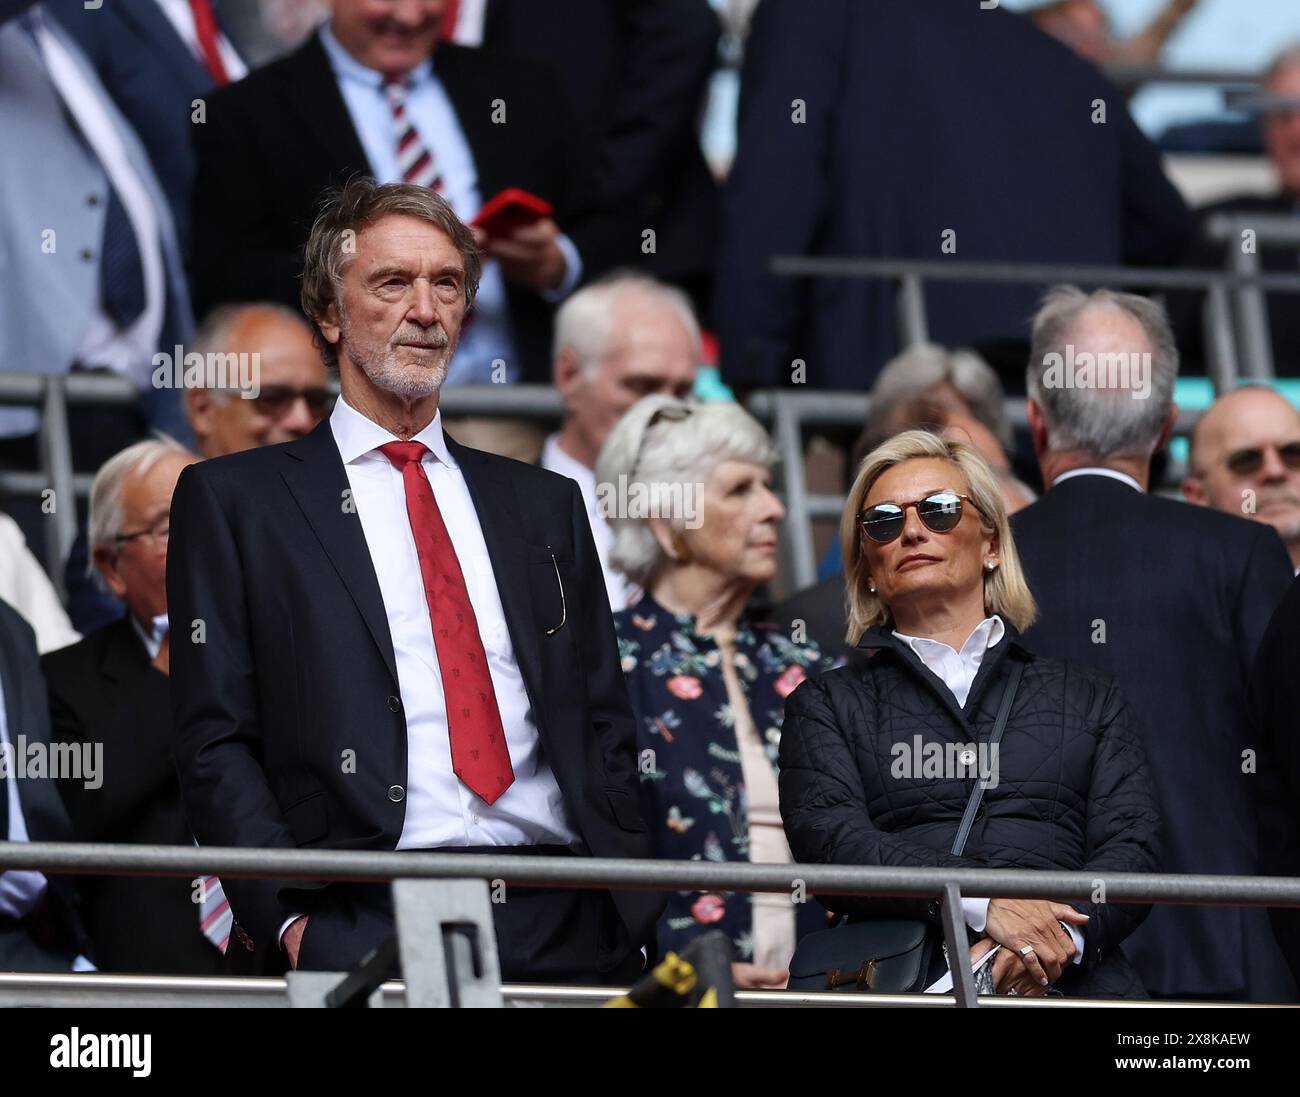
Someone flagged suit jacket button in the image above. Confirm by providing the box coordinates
[388,784,405,802]
[387,695,402,713]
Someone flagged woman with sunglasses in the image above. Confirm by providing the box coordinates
[595,395,839,990]
[779,430,1161,997]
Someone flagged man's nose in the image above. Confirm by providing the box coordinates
[280,396,318,437]
[408,280,439,326]
[1259,446,1289,481]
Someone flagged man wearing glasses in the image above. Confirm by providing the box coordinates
[1184,385,1300,574]
[42,438,227,975]
[184,303,334,458]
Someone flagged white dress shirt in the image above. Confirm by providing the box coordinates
[1052,467,1143,493]
[892,615,1084,964]
[154,0,248,82]
[318,23,581,384]
[0,513,79,655]
[540,433,636,612]
[329,395,577,849]
[31,11,165,388]
[441,0,488,46]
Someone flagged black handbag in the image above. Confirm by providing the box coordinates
[787,659,1023,993]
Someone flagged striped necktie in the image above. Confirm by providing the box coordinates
[383,74,443,191]
[197,873,232,954]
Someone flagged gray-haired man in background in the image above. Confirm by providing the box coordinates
[1011,286,1296,1002]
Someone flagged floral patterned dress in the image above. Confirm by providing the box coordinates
[613,593,839,964]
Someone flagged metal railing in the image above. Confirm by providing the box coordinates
[771,255,1300,391]
[0,376,562,594]
[1,841,1298,1008]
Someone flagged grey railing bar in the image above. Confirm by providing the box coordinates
[771,256,1300,293]
[39,378,76,596]
[4,842,1300,907]
[897,271,930,346]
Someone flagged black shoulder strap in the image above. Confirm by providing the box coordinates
[950,658,1023,858]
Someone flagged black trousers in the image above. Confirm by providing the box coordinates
[295,845,644,986]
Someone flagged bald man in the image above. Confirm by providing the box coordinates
[184,303,332,458]
[1184,386,1300,572]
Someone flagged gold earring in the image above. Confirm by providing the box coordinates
[671,531,693,564]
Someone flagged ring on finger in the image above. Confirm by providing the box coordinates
[1018,945,1036,957]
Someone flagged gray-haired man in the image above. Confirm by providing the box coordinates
[1012,286,1296,1002]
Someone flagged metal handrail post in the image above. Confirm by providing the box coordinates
[38,376,77,594]
[1203,282,1240,392]
[1230,243,1275,379]
[940,883,978,1008]
[772,395,818,592]
[897,272,930,347]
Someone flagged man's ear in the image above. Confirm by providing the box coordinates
[91,545,128,601]
[1182,473,1207,506]
[1155,406,1178,453]
[317,303,342,347]
[553,348,585,399]
[1026,399,1049,460]
[185,387,214,441]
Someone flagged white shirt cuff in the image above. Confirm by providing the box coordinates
[541,233,582,302]
[277,913,306,949]
[962,897,990,933]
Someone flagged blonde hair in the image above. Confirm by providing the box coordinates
[841,430,1037,643]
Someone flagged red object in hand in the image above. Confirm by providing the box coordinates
[471,188,554,241]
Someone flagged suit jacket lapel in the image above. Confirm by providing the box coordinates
[446,436,547,716]
[435,46,504,197]
[280,421,399,687]
[280,34,370,176]
[114,0,211,92]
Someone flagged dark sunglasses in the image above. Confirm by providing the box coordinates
[250,386,334,419]
[860,492,973,544]
[1224,442,1300,478]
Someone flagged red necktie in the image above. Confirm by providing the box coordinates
[439,0,461,42]
[380,441,515,804]
[189,0,230,87]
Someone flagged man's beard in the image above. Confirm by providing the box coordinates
[341,311,453,400]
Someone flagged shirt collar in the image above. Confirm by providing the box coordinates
[329,394,456,469]
[318,21,433,89]
[1052,467,1142,493]
[541,433,595,491]
[892,614,1005,660]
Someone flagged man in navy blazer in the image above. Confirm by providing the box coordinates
[1012,286,1296,1001]
[715,0,1191,392]
[167,179,660,981]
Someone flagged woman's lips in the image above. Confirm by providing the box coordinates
[897,554,940,571]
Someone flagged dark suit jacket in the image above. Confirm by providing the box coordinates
[1012,474,1295,999]
[1250,574,1300,987]
[41,618,225,975]
[0,600,90,971]
[477,0,720,313]
[45,0,228,261]
[190,32,606,381]
[715,0,1191,391]
[166,418,661,972]
[774,574,862,667]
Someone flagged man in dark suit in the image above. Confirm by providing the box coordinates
[43,438,227,975]
[45,0,246,261]
[168,178,660,981]
[449,0,721,317]
[714,0,1190,392]
[1011,285,1296,1001]
[190,0,608,385]
[1250,574,1300,987]
[0,600,93,972]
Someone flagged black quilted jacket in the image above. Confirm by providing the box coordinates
[779,624,1161,996]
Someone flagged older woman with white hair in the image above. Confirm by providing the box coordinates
[779,430,1160,998]
[596,395,837,989]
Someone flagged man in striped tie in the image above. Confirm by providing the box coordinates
[192,0,602,405]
